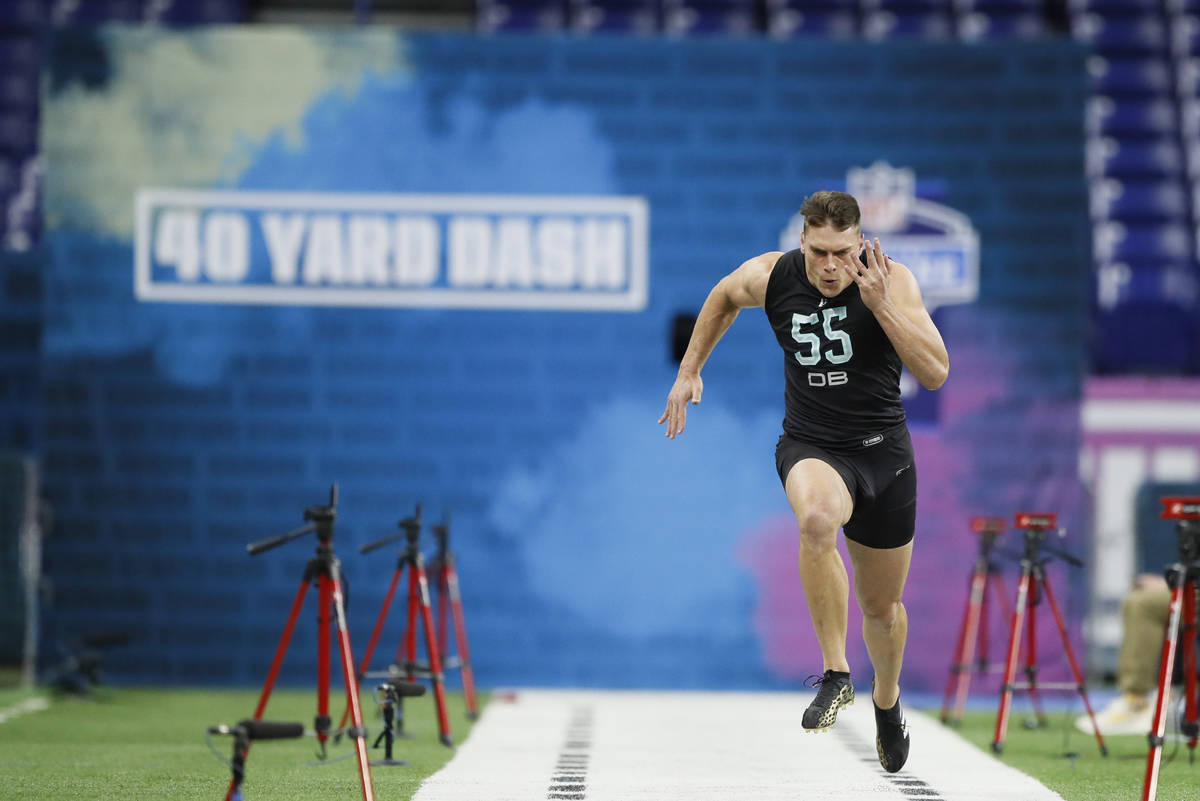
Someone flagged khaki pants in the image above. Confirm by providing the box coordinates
[1118,585,1175,696]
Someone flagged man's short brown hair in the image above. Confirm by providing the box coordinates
[799,191,861,232]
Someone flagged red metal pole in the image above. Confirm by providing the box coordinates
[1181,581,1197,752]
[404,565,420,679]
[1141,578,1186,801]
[446,563,478,719]
[437,563,450,666]
[316,574,333,752]
[1024,581,1046,725]
[942,566,986,724]
[978,572,992,670]
[360,568,403,681]
[1039,573,1106,755]
[415,561,453,745]
[226,579,310,801]
[331,573,376,801]
[992,569,1030,753]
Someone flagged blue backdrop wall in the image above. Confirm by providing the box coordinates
[39,28,1090,691]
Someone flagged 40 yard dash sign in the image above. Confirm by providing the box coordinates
[134,189,649,311]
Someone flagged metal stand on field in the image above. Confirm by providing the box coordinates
[207,720,304,801]
[940,515,1013,727]
[427,514,479,721]
[370,678,427,767]
[227,484,376,801]
[991,512,1107,757]
[1141,496,1200,801]
[345,504,454,746]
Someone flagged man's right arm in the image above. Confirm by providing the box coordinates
[658,252,781,439]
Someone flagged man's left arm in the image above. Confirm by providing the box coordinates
[845,237,949,390]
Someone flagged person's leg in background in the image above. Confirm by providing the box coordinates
[1077,576,1170,735]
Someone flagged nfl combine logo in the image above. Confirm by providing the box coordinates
[780,162,981,423]
[851,162,914,234]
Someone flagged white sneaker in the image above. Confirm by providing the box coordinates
[1074,695,1154,736]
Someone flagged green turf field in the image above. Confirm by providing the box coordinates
[0,686,483,801]
[2,688,1197,800]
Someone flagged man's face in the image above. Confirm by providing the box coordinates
[801,223,864,298]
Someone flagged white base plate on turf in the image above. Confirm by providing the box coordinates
[413,689,1065,801]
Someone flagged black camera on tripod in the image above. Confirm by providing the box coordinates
[1173,518,1200,570]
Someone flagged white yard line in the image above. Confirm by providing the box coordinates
[414,689,1065,801]
[0,696,49,725]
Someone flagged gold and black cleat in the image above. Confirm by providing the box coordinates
[802,670,854,732]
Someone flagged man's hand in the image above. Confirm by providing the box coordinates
[840,236,893,312]
[658,373,703,439]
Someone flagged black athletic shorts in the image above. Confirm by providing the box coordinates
[774,425,917,549]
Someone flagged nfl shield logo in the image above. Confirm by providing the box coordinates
[848,162,915,234]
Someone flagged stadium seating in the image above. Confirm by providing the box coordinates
[1090,177,1189,222]
[1089,55,1173,96]
[1072,12,1168,55]
[477,0,568,31]
[569,0,661,33]
[956,10,1046,39]
[765,0,859,37]
[662,0,760,34]
[862,9,954,38]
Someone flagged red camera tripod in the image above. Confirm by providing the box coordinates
[427,515,479,721]
[991,512,1107,757]
[228,485,375,801]
[344,504,453,746]
[940,516,1012,726]
[1141,496,1200,801]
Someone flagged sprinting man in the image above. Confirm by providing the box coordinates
[658,191,948,772]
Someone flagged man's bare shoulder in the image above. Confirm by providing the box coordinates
[726,251,785,308]
[746,251,786,274]
[884,257,923,302]
[743,250,786,285]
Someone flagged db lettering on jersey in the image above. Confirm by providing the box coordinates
[807,371,849,387]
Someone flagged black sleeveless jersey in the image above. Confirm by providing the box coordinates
[764,248,906,451]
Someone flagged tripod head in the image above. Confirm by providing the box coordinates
[432,512,451,556]
[1014,512,1083,568]
[1160,496,1200,568]
[304,484,338,543]
[971,515,1006,548]
[360,503,422,555]
[246,484,339,556]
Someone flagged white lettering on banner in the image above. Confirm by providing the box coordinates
[262,213,305,284]
[303,215,345,285]
[347,215,389,285]
[153,209,201,282]
[538,218,575,288]
[448,217,492,287]
[393,216,438,285]
[203,212,249,283]
[582,219,625,289]
[494,217,534,287]
[133,189,649,311]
